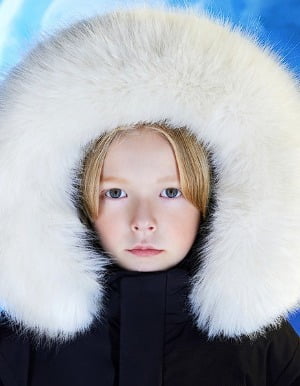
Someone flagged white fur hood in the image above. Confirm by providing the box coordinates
[0,5,299,344]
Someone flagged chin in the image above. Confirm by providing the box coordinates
[135,263,168,273]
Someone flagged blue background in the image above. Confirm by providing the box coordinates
[0,0,299,335]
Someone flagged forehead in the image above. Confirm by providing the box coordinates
[101,130,179,181]
[105,131,176,165]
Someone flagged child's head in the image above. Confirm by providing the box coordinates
[79,122,211,272]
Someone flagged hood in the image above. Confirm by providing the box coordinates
[0,5,299,344]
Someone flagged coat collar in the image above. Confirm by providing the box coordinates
[0,6,299,344]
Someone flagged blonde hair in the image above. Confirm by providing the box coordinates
[77,121,211,227]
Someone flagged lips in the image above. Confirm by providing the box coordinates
[129,244,160,250]
[127,249,163,257]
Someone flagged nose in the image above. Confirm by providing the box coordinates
[131,203,157,233]
[132,222,156,232]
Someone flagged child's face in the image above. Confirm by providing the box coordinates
[93,129,200,272]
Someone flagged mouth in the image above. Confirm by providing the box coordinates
[126,249,163,257]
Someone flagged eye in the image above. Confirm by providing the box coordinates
[160,187,182,199]
[104,188,127,199]
[102,187,182,199]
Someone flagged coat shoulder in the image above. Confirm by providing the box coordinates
[0,317,31,386]
[265,320,300,385]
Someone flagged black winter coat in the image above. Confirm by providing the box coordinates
[1,262,299,386]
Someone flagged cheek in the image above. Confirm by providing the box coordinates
[95,202,122,230]
[170,203,200,227]
[174,208,200,240]
[94,215,121,247]
[175,220,197,240]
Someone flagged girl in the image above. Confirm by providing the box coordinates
[0,5,299,386]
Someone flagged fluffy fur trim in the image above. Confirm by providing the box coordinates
[0,4,299,343]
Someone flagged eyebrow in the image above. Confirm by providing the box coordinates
[101,176,178,183]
